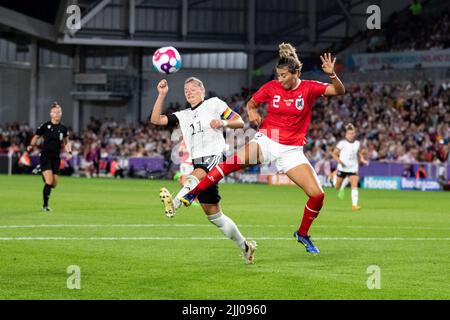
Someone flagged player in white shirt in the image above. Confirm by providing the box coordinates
[150,77,257,264]
[331,123,368,211]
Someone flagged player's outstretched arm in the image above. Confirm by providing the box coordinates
[224,114,244,129]
[150,79,169,126]
[26,135,40,152]
[211,107,244,129]
[210,117,244,130]
[358,147,369,166]
[320,53,346,96]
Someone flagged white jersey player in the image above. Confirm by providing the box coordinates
[171,96,228,163]
[332,123,368,211]
[150,77,257,264]
[336,138,360,174]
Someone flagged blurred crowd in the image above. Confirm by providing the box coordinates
[0,120,174,158]
[0,119,174,177]
[306,80,449,166]
[1,80,449,177]
[366,2,449,53]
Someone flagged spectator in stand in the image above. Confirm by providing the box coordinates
[416,164,427,179]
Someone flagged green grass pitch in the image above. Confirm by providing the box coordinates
[0,174,449,300]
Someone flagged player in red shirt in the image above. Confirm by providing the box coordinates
[180,43,345,254]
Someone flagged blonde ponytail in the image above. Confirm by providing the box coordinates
[279,43,296,59]
[276,42,302,73]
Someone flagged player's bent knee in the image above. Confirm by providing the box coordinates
[201,203,221,215]
[307,192,325,214]
[314,192,325,202]
[309,192,325,205]
[309,189,325,199]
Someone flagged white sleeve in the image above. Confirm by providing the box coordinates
[173,111,185,127]
[212,97,229,116]
[336,140,345,150]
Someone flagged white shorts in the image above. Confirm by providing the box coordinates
[250,132,310,173]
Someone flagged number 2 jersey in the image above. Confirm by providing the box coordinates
[167,97,234,159]
[252,80,328,146]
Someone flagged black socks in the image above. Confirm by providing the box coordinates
[43,184,52,207]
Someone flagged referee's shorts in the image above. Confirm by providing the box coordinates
[40,153,60,175]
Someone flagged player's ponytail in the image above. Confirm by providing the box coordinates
[50,101,60,109]
[345,123,355,131]
[277,42,302,74]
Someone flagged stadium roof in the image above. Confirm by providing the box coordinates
[0,0,412,67]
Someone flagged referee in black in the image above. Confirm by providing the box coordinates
[27,102,72,211]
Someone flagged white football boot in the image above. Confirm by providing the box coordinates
[159,188,175,218]
[243,240,257,264]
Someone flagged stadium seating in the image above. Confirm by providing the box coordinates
[1,80,448,178]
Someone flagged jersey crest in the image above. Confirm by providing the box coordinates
[295,95,304,111]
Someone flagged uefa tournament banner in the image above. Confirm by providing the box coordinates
[349,49,450,70]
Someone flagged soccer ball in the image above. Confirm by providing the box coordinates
[152,46,182,74]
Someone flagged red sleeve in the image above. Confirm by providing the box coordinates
[309,80,328,99]
[252,81,272,104]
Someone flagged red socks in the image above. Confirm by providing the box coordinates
[298,193,325,237]
[189,155,324,238]
[190,155,244,197]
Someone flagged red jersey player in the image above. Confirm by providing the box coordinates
[180,43,346,255]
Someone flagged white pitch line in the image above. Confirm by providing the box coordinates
[0,237,449,241]
[0,224,449,230]
[323,225,450,230]
[0,224,206,229]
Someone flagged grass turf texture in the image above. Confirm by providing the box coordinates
[0,174,449,300]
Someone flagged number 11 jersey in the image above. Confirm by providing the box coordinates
[172,97,229,159]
